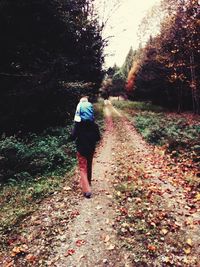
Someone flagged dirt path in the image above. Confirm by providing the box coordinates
[1,102,125,267]
[107,104,200,266]
[49,103,123,266]
[1,102,199,267]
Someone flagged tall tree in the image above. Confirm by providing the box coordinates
[158,0,200,112]
[121,46,135,78]
[126,0,200,112]
[0,0,105,133]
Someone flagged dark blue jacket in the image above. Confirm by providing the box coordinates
[70,121,100,157]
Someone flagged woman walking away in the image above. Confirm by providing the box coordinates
[70,96,100,198]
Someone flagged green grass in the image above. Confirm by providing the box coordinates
[112,100,200,157]
[134,112,200,149]
[112,100,165,113]
[0,126,77,236]
[0,174,70,236]
[0,126,77,184]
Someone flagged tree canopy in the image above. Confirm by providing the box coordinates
[125,0,200,113]
[0,0,105,133]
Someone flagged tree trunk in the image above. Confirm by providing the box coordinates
[177,83,183,113]
[190,52,200,114]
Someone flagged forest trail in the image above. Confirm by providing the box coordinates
[50,101,124,266]
[1,101,200,266]
[1,102,126,266]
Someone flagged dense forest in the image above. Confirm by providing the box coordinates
[0,0,199,185]
[0,0,104,133]
[0,0,105,184]
[102,0,200,113]
[0,1,200,265]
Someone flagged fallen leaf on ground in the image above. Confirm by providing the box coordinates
[11,245,28,257]
[161,228,168,235]
[70,210,80,218]
[104,235,110,242]
[4,261,14,267]
[186,238,192,246]
[107,244,115,250]
[25,254,36,263]
[79,254,86,260]
[147,245,157,251]
[105,218,110,224]
[76,239,86,247]
[162,256,170,263]
[116,191,121,196]
[64,249,75,257]
[34,220,42,225]
[63,186,72,191]
[195,193,200,201]
[183,247,191,254]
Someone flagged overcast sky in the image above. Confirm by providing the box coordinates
[95,0,161,68]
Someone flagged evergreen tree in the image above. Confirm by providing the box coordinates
[0,0,104,133]
[121,46,135,78]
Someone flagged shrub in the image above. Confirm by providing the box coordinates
[134,112,166,144]
[112,100,165,113]
[134,112,200,157]
[0,126,76,184]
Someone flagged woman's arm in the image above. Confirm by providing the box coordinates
[68,122,79,141]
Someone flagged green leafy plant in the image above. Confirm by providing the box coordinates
[134,112,200,152]
[0,126,76,184]
[112,100,164,113]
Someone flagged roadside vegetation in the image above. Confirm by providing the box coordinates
[0,126,76,238]
[112,100,200,173]
[94,99,106,133]
[112,100,165,113]
[0,103,105,249]
[112,99,200,211]
[0,0,105,246]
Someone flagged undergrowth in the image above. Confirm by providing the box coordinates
[134,112,200,148]
[0,126,76,184]
[0,103,105,237]
[0,126,76,236]
[112,100,200,164]
[112,100,165,113]
[94,99,105,132]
